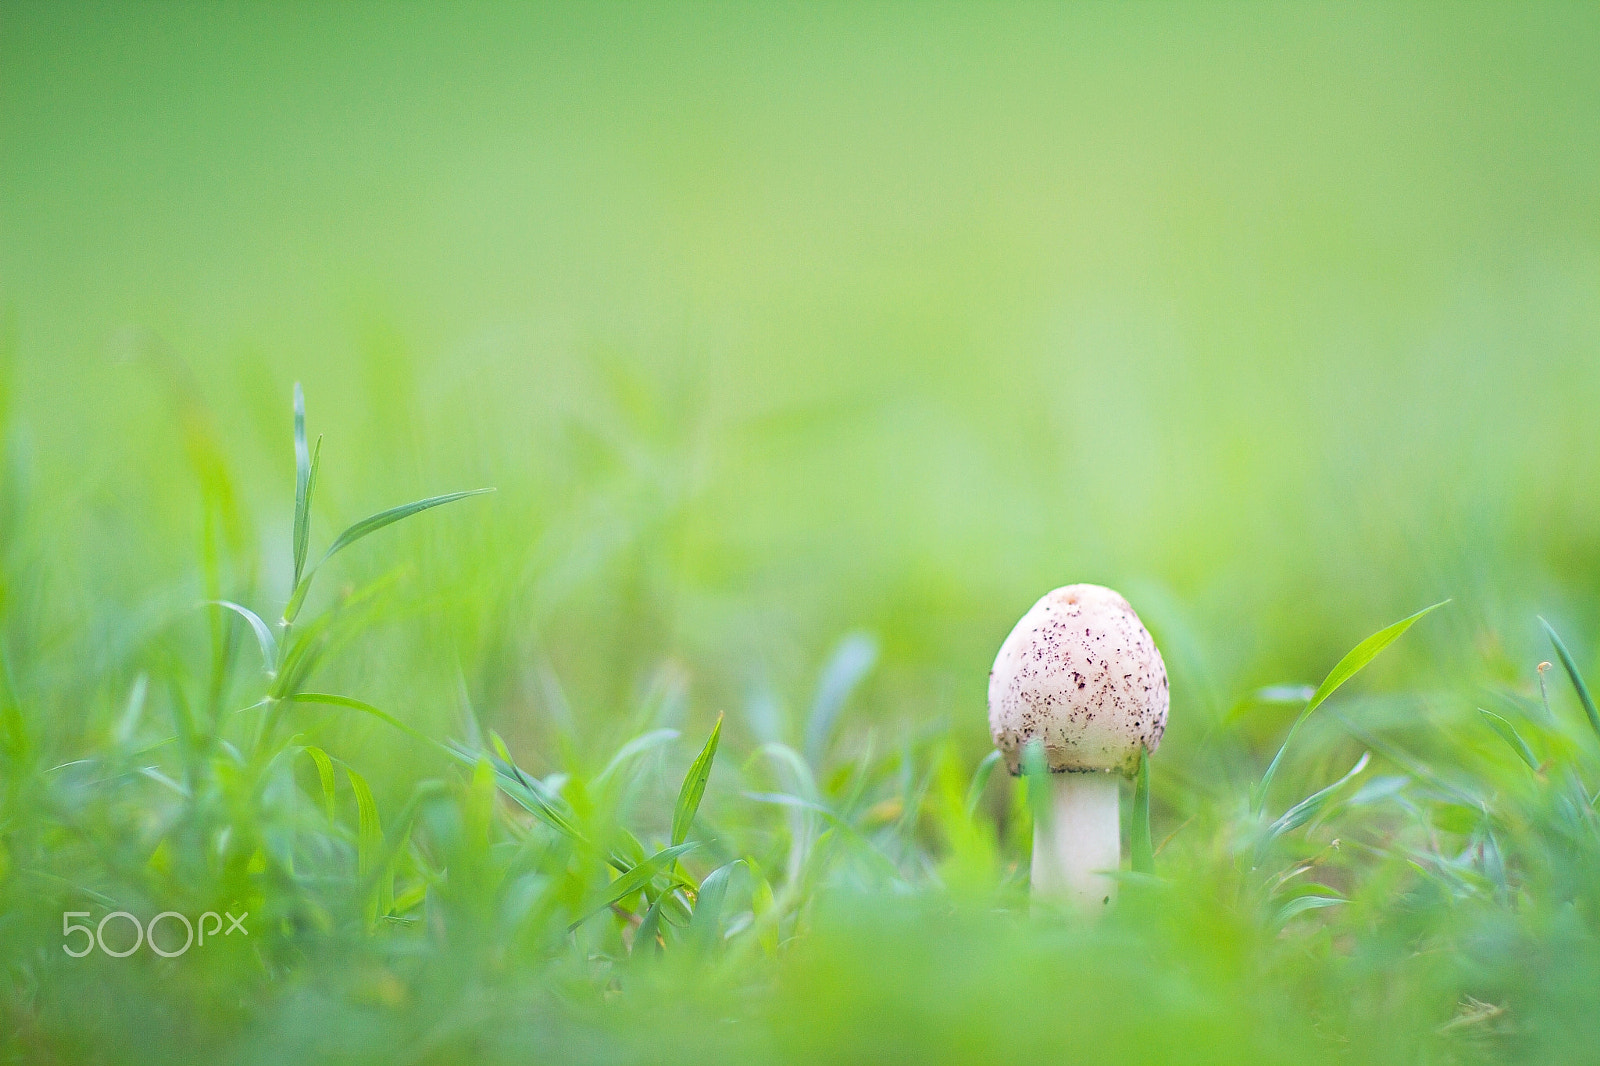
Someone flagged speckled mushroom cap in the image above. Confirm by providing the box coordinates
[988,584,1168,775]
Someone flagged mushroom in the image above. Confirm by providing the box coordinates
[987,583,1168,908]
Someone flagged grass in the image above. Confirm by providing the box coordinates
[2,387,1600,1064]
[5,5,1600,1062]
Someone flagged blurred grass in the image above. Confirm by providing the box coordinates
[3,3,1600,1063]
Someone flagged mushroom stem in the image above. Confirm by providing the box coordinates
[1033,771,1120,909]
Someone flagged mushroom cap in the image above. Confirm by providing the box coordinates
[988,584,1168,775]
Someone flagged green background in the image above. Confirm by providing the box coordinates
[3,4,1600,1062]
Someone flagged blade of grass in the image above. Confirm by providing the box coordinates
[963,750,1002,818]
[268,611,337,700]
[445,741,587,843]
[569,842,698,931]
[343,762,382,881]
[1131,747,1154,875]
[1253,601,1447,813]
[324,489,495,563]
[1274,894,1346,927]
[1478,709,1540,771]
[1021,737,1049,826]
[749,741,818,802]
[1540,617,1600,742]
[165,676,199,787]
[690,859,744,953]
[113,674,149,746]
[294,436,322,590]
[1257,752,1371,864]
[358,780,448,921]
[633,893,667,957]
[290,383,321,589]
[302,745,337,825]
[208,601,278,676]
[673,714,722,846]
[596,728,681,789]
[288,692,436,746]
[803,633,877,767]
[283,488,494,623]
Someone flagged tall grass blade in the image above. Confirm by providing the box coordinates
[446,741,587,843]
[0,640,25,761]
[1274,894,1346,927]
[1540,617,1600,742]
[596,728,680,788]
[1257,751,1370,864]
[1253,600,1446,813]
[1131,747,1154,875]
[114,674,149,746]
[964,750,1001,818]
[290,383,319,588]
[690,859,744,953]
[282,488,493,622]
[294,436,321,589]
[343,762,383,881]
[209,601,278,675]
[804,633,877,766]
[1021,738,1049,826]
[289,692,435,745]
[674,714,722,846]
[302,745,338,825]
[323,488,495,564]
[1478,708,1540,771]
[569,842,698,930]
[633,893,666,957]
[751,741,818,802]
[165,677,198,784]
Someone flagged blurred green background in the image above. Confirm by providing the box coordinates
[7,3,1600,748]
[4,5,1600,1060]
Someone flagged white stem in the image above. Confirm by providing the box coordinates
[1032,772,1120,909]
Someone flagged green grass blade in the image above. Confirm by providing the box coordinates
[690,859,744,953]
[322,488,495,565]
[963,749,1002,818]
[301,744,338,825]
[343,762,383,881]
[597,728,681,789]
[1478,708,1540,771]
[293,435,322,589]
[569,841,698,931]
[750,741,820,803]
[268,611,336,699]
[0,639,26,762]
[1274,894,1346,928]
[803,633,877,766]
[1021,737,1049,826]
[289,692,436,746]
[1541,617,1600,742]
[1268,751,1369,837]
[488,729,514,764]
[1131,747,1154,875]
[673,713,722,846]
[282,569,315,625]
[1253,600,1447,813]
[1258,752,1370,864]
[164,677,198,783]
[291,383,317,588]
[282,487,492,623]
[113,674,149,746]
[633,893,667,957]
[1304,602,1449,717]
[445,741,587,843]
[208,601,278,675]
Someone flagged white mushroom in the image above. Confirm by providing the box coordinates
[988,583,1169,908]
